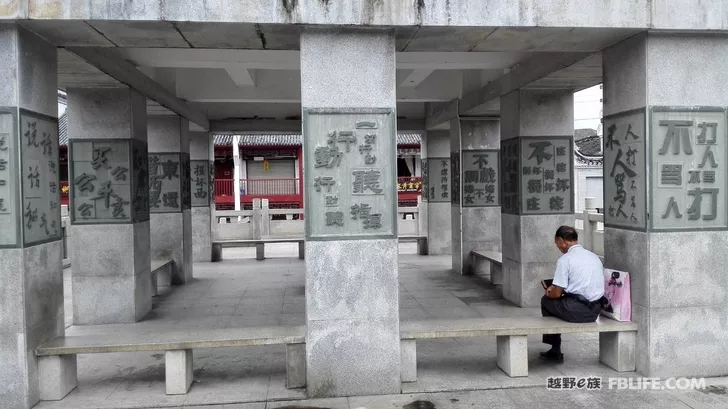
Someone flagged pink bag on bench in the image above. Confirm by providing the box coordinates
[601,268,631,322]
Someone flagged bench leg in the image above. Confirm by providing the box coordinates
[298,241,305,260]
[599,331,636,372]
[496,335,528,377]
[151,271,158,296]
[401,339,417,382]
[166,350,193,395]
[39,355,77,401]
[416,238,428,255]
[286,343,306,388]
[211,243,222,262]
[256,243,265,261]
[490,264,503,286]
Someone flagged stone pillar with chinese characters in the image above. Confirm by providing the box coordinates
[300,28,400,397]
[500,89,575,307]
[68,87,151,325]
[420,130,452,254]
[189,132,214,262]
[0,25,65,408]
[603,33,728,377]
[450,119,501,274]
[148,116,192,284]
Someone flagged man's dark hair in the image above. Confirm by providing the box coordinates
[555,225,578,242]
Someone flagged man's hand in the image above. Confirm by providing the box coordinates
[546,285,564,299]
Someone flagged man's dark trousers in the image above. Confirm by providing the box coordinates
[541,295,601,349]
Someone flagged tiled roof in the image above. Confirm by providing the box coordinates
[58,112,68,146]
[574,134,602,157]
[575,128,598,141]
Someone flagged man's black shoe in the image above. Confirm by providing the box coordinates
[539,350,564,362]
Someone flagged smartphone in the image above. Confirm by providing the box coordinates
[541,279,553,289]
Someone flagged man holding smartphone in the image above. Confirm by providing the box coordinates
[540,226,605,362]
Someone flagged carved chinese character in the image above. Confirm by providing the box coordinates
[662,197,683,219]
[688,171,701,184]
[527,197,540,211]
[625,147,638,166]
[532,167,542,175]
[40,132,53,156]
[91,181,115,209]
[485,193,495,203]
[50,201,58,210]
[24,121,38,147]
[351,203,370,220]
[49,181,57,193]
[0,134,7,150]
[544,182,555,192]
[325,211,344,226]
[556,147,567,156]
[703,171,716,183]
[464,171,478,183]
[0,159,6,170]
[112,196,129,218]
[605,124,621,151]
[92,147,112,170]
[616,203,628,219]
[161,160,179,180]
[0,198,5,211]
[658,120,693,155]
[485,184,495,194]
[314,176,336,193]
[194,164,205,177]
[111,166,129,181]
[696,122,717,144]
[556,178,570,192]
[630,180,637,190]
[314,146,342,168]
[550,196,564,211]
[74,173,97,192]
[24,202,37,228]
[522,167,532,175]
[556,163,567,173]
[687,188,719,221]
[544,170,555,180]
[27,166,40,189]
[528,142,553,165]
[527,179,542,194]
[464,184,475,194]
[472,154,489,168]
[661,164,682,186]
[77,203,93,218]
[149,177,162,208]
[630,213,638,222]
[364,213,382,229]
[332,131,356,152]
[352,170,383,194]
[39,213,50,234]
[163,192,179,208]
[699,146,718,168]
[480,168,496,183]
[194,188,208,199]
[464,195,474,204]
[48,161,57,174]
[325,195,338,207]
[624,124,640,140]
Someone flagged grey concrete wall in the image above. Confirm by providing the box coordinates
[9,1,728,31]
[148,116,193,283]
[451,119,501,274]
[301,27,400,398]
[604,32,728,377]
[422,130,452,255]
[0,26,62,409]
[67,87,151,325]
[190,132,213,262]
[500,89,575,307]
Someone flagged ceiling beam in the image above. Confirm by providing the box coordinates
[211,118,426,133]
[399,69,435,88]
[66,47,210,130]
[225,67,256,87]
[426,52,593,129]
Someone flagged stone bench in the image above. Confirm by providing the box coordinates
[36,325,306,400]
[471,250,502,285]
[398,235,428,255]
[150,259,174,296]
[212,238,305,262]
[400,316,637,380]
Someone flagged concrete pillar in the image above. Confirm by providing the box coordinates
[420,130,452,254]
[67,86,152,325]
[301,28,400,397]
[148,116,192,284]
[0,24,65,409]
[450,119,501,274]
[500,89,575,307]
[189,132,214,262]
[603,33,728,377]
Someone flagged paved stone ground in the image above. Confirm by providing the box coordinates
[41,244,728,409]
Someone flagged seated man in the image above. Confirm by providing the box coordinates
[540,225,605,362]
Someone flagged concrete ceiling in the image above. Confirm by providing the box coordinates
[32,21,641,125]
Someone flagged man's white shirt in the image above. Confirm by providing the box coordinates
[552,244,604,302]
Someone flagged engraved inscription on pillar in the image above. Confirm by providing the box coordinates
[500,139,520,214]
[19,111,61,245]
[451,151,461,205]
[181,153,191,210]
[149,153,183,213]
[420,158,428,202]
[519,136,573,215]
[209,162,216,203]
[71,140,135,224]
[131,139,150,222]
[604,109,646,230]
[426,157,450,203]
[462,150,500,207]
[303,108,396,240]
[191,160,211,207]
[0,111,18,247]
[650,107,727,231]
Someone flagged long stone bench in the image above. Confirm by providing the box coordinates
[398,235,428,255]
[400,316,637,380]
[471,250,502,285]
[36,325,307,400]
[212,238,305,262]
[150,258,174,295]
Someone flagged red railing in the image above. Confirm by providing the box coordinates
[215,178,300,197]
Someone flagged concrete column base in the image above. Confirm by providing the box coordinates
[211,243,222,262]
[496,335,528,377]
[400,339,417,382]
[256,243,265,260]
[298,241,305,259]
[165,350,193,395]
[599,331,636,372]
[38,355,78,401]
[286,343,306,388]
